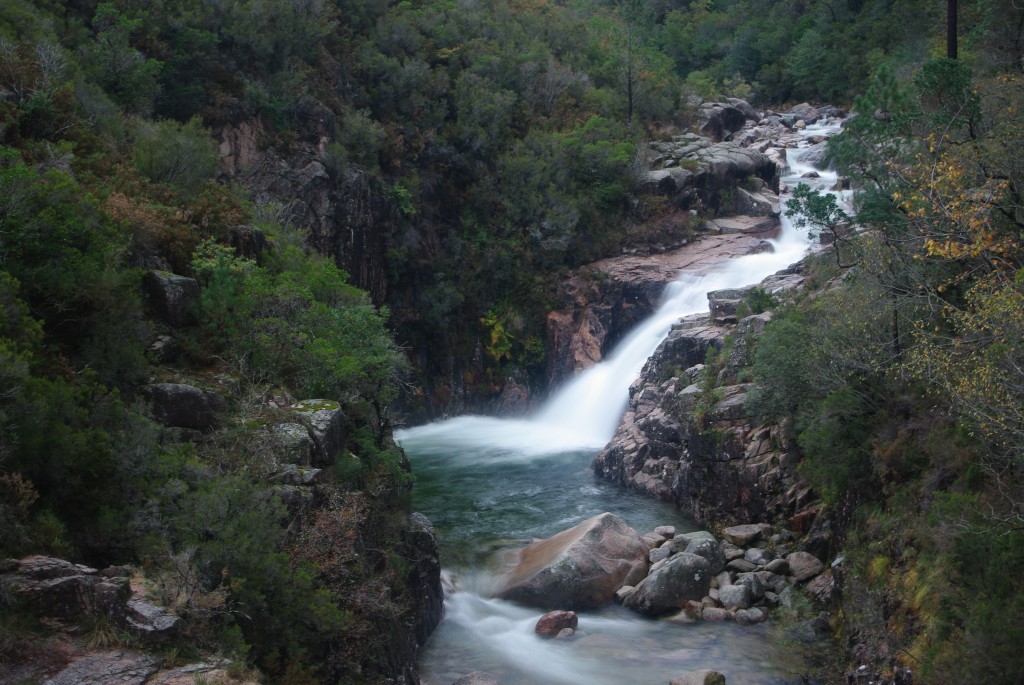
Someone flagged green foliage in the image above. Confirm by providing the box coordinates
[80,3,163,114]
[736,287,777,318]
[132,117,218,195]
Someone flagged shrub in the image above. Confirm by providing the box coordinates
[132,116,218,195]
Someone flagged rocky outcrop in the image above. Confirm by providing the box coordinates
[1,557,180,644]
[42,652,162,685]
[219,116,393,304]
[292,399,346,466]
[643,138,780,214]
[144,383,225,433]
[545,233,776,386]
[404,512,445,645]
[699,102,748,141]
[493,512,648,610]
[143,271,199,328]
[592,263,809,525]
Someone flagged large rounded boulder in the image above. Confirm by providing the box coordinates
[623,552,711,617]
[493,512,648,610]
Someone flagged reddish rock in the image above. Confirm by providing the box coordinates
[535,610,578,637]
[789,509,818,534]
[494,513,648,610]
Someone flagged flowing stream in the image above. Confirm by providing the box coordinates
[396,123,845,685]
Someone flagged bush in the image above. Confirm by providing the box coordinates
[132,116,218,195]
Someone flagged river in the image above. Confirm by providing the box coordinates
[396,122,845,685]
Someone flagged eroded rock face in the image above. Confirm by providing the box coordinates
[42,652,162,685]
[592,264,810,525]
[493,512,648,610]
[404,513,445,645]
[546,235,774,387]
[1,556,178,644]
[219,117,391,305]
[292,399,345,466]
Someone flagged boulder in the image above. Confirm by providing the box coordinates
[623,552,711,616]
[790,102,821,124]
[734,188,781,217]
[643,532,667,549]
[144,270,199,327]
[683,537,726,575]
[744,547,773,566]
[796,141,831,169]
[126,597,181,643]
[786,551,825,582]
[654,525,676,538]
[702,607,731,621]
[734,572,766,602]
[697,144,777,184]
[726,97,761,121]
[293,399,346,466]
[704,215,778,236]
[671,670,727,685]
[145,383,224,431]
[735,607,768,625]
[721,542,744,561]
[649,547,671,563]
[764,558,790,575]
[727,559,756,574]
[535,610,578,637]
[721,523,770,546]
[271,423,314,466]
[805,570,835,605]
[700,103,748,141]
[403,513,444,644]
[494,513,648,609]
[718,583,751,610]
[708,287,752,324]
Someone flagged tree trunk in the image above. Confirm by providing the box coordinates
[947,0,958,59]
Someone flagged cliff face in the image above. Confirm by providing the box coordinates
[545,232,778,388]
[219,114,395,305]
[591,266,816,527]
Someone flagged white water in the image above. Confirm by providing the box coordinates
[399,121,845,456]
[396,121,846,685]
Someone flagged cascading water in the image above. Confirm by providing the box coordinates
[396,122,846,685]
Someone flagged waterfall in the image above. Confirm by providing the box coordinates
[396,120,847,685]
[397,121,845,457]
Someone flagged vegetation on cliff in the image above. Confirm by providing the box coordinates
[751,54,1024,683]
[1,0,1022,683]
[0,4,429,682]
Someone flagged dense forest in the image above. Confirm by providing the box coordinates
[0,0,1023,683]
